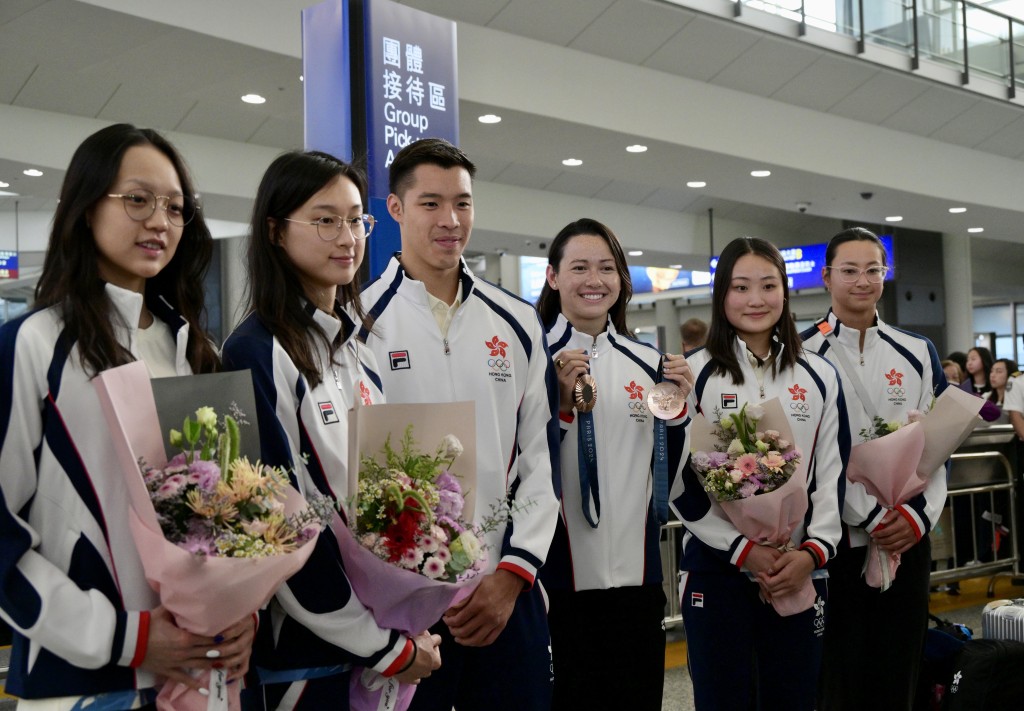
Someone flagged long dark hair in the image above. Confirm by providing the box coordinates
[990,358,1016,403]
[706,237,800,384]
[34,123,218,376]
[536,218,632,333]
[968,346,994,391]
[246,150,369,387]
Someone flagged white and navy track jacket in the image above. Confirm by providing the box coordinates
[541,315,689,592]
[0,284,191,701]
[801,310,948,547]
[670,337,848,573]
[359,256,560,587]
[221,302,409,679]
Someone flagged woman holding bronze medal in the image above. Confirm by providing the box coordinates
[536,218,692,711]
[671,236,846,711]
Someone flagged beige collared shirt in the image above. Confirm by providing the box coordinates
[426,284,463,338]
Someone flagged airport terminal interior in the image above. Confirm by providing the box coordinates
[3,1,1024,709]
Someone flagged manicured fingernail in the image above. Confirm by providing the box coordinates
[198,688,210,697]
[214,635,225,644]
[206,649,221,659]
[212,662,224,669]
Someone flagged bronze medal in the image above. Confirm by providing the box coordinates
[573,374,598,413]
[647,381,685,420]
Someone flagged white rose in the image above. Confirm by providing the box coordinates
[727,438,745,456]
[441,434,464,460]
[746,404,765,421]
[456,531,482,561]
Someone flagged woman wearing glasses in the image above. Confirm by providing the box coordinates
[801,227,947,711]
[0,124,253,709]
[221,151,440,710]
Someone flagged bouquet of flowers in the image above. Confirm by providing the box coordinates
[337,400,483,711]
[692,402,802,502]
[690,399,815,616]
[95,362,327,711]
[352,428,487,582]
[848,388,983,590]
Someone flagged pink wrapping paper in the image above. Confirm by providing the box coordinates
[95,361,319,710]
[334,518,480,711]
[691,398,816,616]
[847,386,983,589]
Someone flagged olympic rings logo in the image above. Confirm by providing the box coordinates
[790,402,810,413]
[488,358,511,371]
[887,387,906,396]
[628,402,647,412]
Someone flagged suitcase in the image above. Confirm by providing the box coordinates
[981,598,1024,641]
[945,638,1024,710]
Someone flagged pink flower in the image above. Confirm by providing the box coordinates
[433,546,452,563]
[423,556,447,579]
[735,453,759,476]
[761,452,786,471]
[907,409,924,423]
[154,474,187,500]
[416,534,440,553]
[399,547,424,570]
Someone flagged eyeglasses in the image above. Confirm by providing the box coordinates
[825,265,890,284]
[283,214,375,241]
[107,190,197,227]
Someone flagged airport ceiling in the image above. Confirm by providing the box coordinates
[2,0,1024,275]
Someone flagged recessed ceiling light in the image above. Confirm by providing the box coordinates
[299,75,304,82]
[478,114,502,124]
[23,169,43,177]
[750,170,771,178]
[885,216,903,222]
[626,144,647,153]
[949,207,967,213]
[686,181,707,188]
[968,227,984,233]
[562,158,582,167]
[0,181,8,188]
[669,264,683,269]
[628,250,643,256]
[241,94,266,104]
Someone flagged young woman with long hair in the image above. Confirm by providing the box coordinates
[673,236,846,711]
[0,123,251,710]
[802,226,947,710]
[536,218,692,711]
[221,150,440,710]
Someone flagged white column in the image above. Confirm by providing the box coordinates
[220,235,248,337]
[655,298,681,354]
[942,232,973,354]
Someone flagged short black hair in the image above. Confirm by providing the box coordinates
[388,138,476,198]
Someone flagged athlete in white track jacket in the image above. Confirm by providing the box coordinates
[801,309,947,546]
[0,285,185,703]
[543,314,689,591]
[359,257,560,585]
[222,302,412,682]
[670,337,847,574]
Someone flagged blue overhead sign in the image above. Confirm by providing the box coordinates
[0,251,17,279]
[301,0,353,162]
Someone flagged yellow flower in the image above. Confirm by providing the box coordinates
[195,406,217,430]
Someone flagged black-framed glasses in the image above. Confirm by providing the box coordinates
[825,265,890,284]
[283,214,375,241]
[106,190,198,227]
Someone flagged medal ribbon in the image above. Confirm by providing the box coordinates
[653,359,670,525]
[577,407,600,528]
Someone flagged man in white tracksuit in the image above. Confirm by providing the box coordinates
[359,138,560,711]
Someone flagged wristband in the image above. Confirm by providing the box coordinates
[397,644,418,674]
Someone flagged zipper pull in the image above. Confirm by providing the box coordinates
[591,337,599,359]
[444,338,450,356]
[860,352,865,366]
[760,384,765,399]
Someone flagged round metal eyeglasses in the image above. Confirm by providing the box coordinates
[283,214,376,241]
[106,190,198,227]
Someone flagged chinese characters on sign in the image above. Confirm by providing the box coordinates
[379,35,447,168]
[0,251,18,280]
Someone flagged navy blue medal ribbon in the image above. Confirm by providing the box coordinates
[577,405,600,528]
[652,359,670,525]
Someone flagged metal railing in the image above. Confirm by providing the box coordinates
[728,0,1024,99]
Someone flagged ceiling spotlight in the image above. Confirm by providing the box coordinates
[750,170,771,178]
[628,250,643,256]
[948,207,967,214]
[626,144,648,153]
[478,114,502,124]
[299,75,304,82]
[0,181,8,188]
[241,94,266,104]
[967,227,984,233]
[669,264,683,269]
[562,158,583,167]
[885,216,903,222]
[686,181,707,188]
[23,169,43,177]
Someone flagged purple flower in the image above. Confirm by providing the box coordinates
[168,453,187,467]
[436,489,464,519]
[739,480,760,498]
[707,451,731,468]
[438,515,465,534]
[435,471,462,494]
[690,451,711,471]
[783,448,801,462]
[188,459,221,492]
[181,535,216,556]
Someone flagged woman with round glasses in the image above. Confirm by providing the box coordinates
[221,150,440,710]
[0,123,253,709]
[802,227,948,711]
